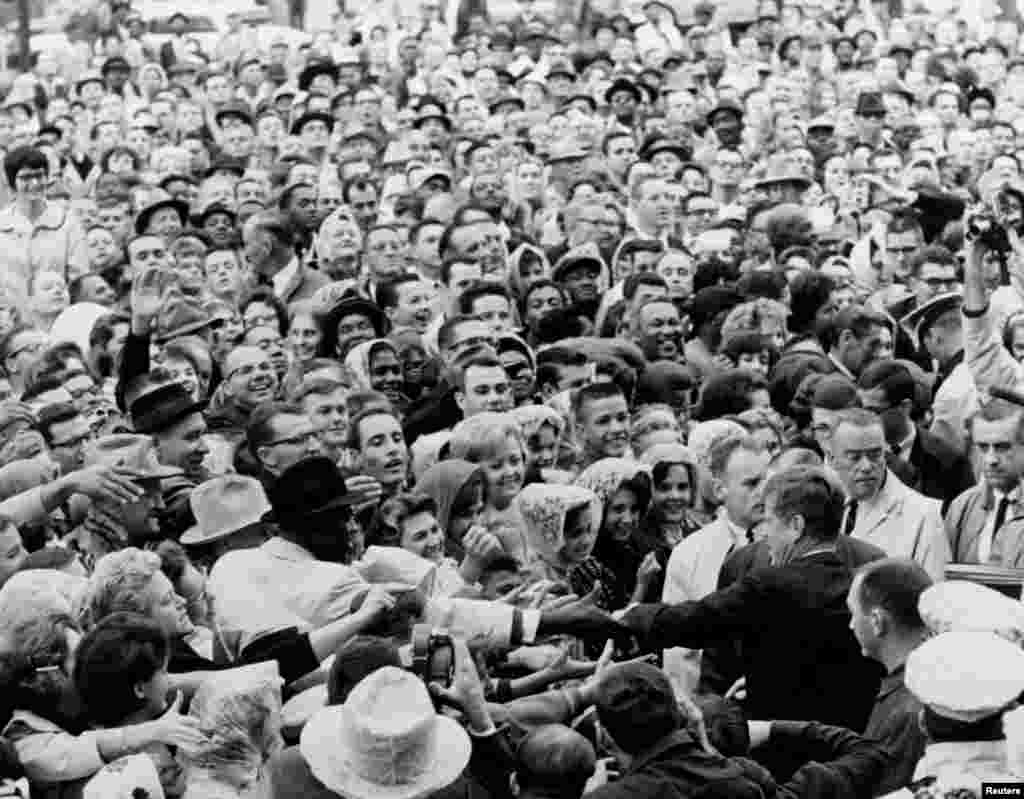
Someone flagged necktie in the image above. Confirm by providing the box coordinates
[843,501,858,536]
[993,495,1011,540]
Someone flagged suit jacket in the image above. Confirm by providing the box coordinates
[887,426,975,512]
[945,480,1024,567]
[625,550,885,733]
[850,471,950,581]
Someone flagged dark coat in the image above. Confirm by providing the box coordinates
[402,379,462,444]
[699,537,887,697]
[625,551,885,734]
[864,666,926,796]
[886,426,975,512]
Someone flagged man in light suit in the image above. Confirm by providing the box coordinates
[946,402,1024,566]
[661,434,772,695]
[829,408,949,581]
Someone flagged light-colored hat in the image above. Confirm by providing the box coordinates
[83,754,165,799]
[181,475,271,546]
[300,666,471,799]
[899,291,963,349]
[918,580,1024,645]
[906,631,1024,723]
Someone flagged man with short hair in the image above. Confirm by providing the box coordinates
[243,212,328,303]
[848,558,932,794]
[459,283,516,336]
[351,408,409,497]
[663,435,772,695]
[624,465,886,735]
[824,306,894,379]
[631,298,685,362]
[945,403,1024,566]
[296,376,350,465]
[572,382,631,467]
[828,409,949,580]
[363,224,409,291]
[858,360,974,509]
[455,354,513,417]
[378,274,436,335]
[536,347,592,400]
[247,401,324,485]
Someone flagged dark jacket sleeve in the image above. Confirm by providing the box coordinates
[771,721,890,799]
[238,627,320,685]
[465,726,516,799]
[911,188,966,243]
[115,330,151,411]
[623,576,761,651]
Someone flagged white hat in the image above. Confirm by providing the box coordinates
[300,666,471,799]
[181,475,272,546]
[918,580,1024,645]
[906,631,1024,723]
[83,754,165,799]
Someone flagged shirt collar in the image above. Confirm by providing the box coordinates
[261,536,316,561]
[271,256,300,298]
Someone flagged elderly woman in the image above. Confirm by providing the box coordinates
[81,548,393,684]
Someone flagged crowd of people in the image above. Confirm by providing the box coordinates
[5,0,1024,796]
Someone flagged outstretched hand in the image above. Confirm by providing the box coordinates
[538,583,628,642]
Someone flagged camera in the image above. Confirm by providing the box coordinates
[966,209,1011,253]
[410,624,455,688]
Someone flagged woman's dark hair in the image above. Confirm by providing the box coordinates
[73,612,169,728]
[367,492,437,549]
[788,271,836,336]
[100,145,142,174]
[694,369,769,421]
[89,312,130,378]
[720,332,779,370]
[240,287,289,336]
[3,146,48,187]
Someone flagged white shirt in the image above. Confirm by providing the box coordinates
[271,257,300,299]
[894,426,916,463]
[978,488,1018,564]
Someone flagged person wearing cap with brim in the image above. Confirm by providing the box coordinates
[290,110,335,137]
[707,99,744,147]
[546,139,590,184]
[196,203,238,247]
[319,295,391,359]
[489,93,524,116]
[180,474,273,550]
[135,197,190,237]
[215,101,254,130]
[75,72,106,106]
[904,631,1024,781]
[605,77,644,124]
[754,158,812,203]
[297,59,340,94]
[100,56,132,96]
[67,434,183,558]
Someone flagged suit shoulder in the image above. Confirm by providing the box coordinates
[918,428,970,466]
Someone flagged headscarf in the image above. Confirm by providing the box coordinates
[575,458,652,512]
[344,338,399,391]
[509,243,551,299]
[510,403,565,440]
[515,483,601,566]
[417,459,484,560]
[639,443,701,511]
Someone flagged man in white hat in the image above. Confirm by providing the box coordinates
[904,631,1024,781]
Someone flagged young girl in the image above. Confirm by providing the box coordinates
[448,413,529,561]
[417,459,488,563]
[344,339,408,415]
[510,404,569,482]
[575,458,658,609]
[516,483,614,606]
[636,443,704,598]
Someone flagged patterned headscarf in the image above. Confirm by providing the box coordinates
[516,482,601,565]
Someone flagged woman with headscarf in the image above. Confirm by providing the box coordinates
[516,482,621,610]
[575,458,658,609]
[417,459,489,564]
[509,243,551,302]
[510,403,573,483]
[343,339,409,416]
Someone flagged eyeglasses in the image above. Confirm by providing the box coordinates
[226,361,273,380]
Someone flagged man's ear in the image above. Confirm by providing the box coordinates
[454,389,466,413]
[711,476,727,505]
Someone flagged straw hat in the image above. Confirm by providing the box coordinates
[300,666,471,799]
[181,475,271,546]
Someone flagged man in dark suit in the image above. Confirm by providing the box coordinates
[622,466,885,737]
[857,359,974,511]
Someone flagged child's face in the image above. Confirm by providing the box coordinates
[604,486,642,542]
[737,350,771,376]
[653,464,692,522]
[560,505,597,563]
[480,568,524,600]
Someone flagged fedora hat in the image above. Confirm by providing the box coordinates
[706,99,744,126]
[604,76,643,104]
[267,456,364,524]
[181,475,271,546]
[135,198,190,235]
[639,135,690,162]
[754,158,812,190]
[153,293,223,345]
[84,434,182,480]
[214,101,254,128]
[321,295,390,338]
[298,59,339,92]
[900,291,962,348]
[291,110,335,136]
[301,666,471,799]
[129,382,206,435]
